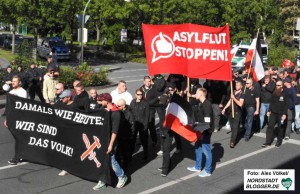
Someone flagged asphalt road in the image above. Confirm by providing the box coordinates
[0,62,299,194]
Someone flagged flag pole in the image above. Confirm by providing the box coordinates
[230,81,234,118]
[187,77,190,102]
[244,28,260,93]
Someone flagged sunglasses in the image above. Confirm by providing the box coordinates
[136,93,143,96]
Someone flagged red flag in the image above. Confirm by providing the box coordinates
[163,94,201,142]
[142,23,232,81]
[245,38,264,81]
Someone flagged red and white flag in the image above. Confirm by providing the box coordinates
[245,37,264,81]
[142,23,232,81]
[163,93,201,142]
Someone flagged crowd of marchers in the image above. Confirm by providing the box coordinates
[2,55,300,190]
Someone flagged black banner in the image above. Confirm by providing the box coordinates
[6,94,111,183]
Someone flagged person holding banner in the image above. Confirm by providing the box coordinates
[93,93,128,190]
[4,75,28,165]
[221,80,244,148]
[187,88,213,177]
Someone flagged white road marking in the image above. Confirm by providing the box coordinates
[0,162,29,170]
[110,75,146,80]
[125,79,144,83]
[111,69,148,73]
[138,143,283,194]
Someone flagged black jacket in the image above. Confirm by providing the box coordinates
[269,90,289,115]
[198,99,213,133]
[130,99,149,131]
[119,107,134,140]
[73,91,90,112]
[26,67,43,85]
[89,97,101,110]
[260,81,275,103]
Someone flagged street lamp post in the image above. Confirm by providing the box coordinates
[81,0,92,65]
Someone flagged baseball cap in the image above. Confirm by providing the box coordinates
[97,93,112,103]
[48,68,54,72]
[284,77,292,83]
[59,90,72,98]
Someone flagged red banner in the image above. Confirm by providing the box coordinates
[142,23,232,81]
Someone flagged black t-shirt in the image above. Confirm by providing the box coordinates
[244,87,259,108]
[231,90,245,113]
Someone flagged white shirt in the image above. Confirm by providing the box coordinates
[9,87,28,98]
[110,88,133,105]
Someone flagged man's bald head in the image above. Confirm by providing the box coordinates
[117,98,126,110]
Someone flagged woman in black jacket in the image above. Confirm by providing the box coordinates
[130,88,150,161]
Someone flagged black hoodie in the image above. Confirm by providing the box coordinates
[73,90,90,112]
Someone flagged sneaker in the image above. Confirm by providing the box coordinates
[244,137,249,142]
[58,170,68,176]
[187,166,201,172]
[198,170,211,177]
[161,172,167,177]
[93,180,106,190]
[275,141,282,148]
[158,167,162,172]
[214,129,218,133]
[261,143,270,148]
[116,175,128,188]
[157,150,163,156]
[8,158,18,165]
[284,136,289,140]
[174,149,181,154]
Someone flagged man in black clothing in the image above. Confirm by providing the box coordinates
[141,76,157,146]
[243,78,260,141]
[27,62,45,102]
[262,81,288,148]
[150,74,166,155]
[17,65,28,90]
[167,74,184,96]
[116,98,134,172]
[3,66,14,89]
[47,55,60,77]
[260,75,275,129]
[89,88,101,110]
[184,78,202,122]
[204,80,226,132]
[283,77,297,140]
[54,83,64,103]
[72,82,90,112]
[130,89,150,161]
[222,80,245,148]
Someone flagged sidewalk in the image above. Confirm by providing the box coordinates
[0,64,121,105]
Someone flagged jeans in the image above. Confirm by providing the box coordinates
[259,103,270,128]
[285,109,295,137]
[244,107,255,138]
[295,105,300,129]
[111,154,124,177]
[195,133,212,173]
